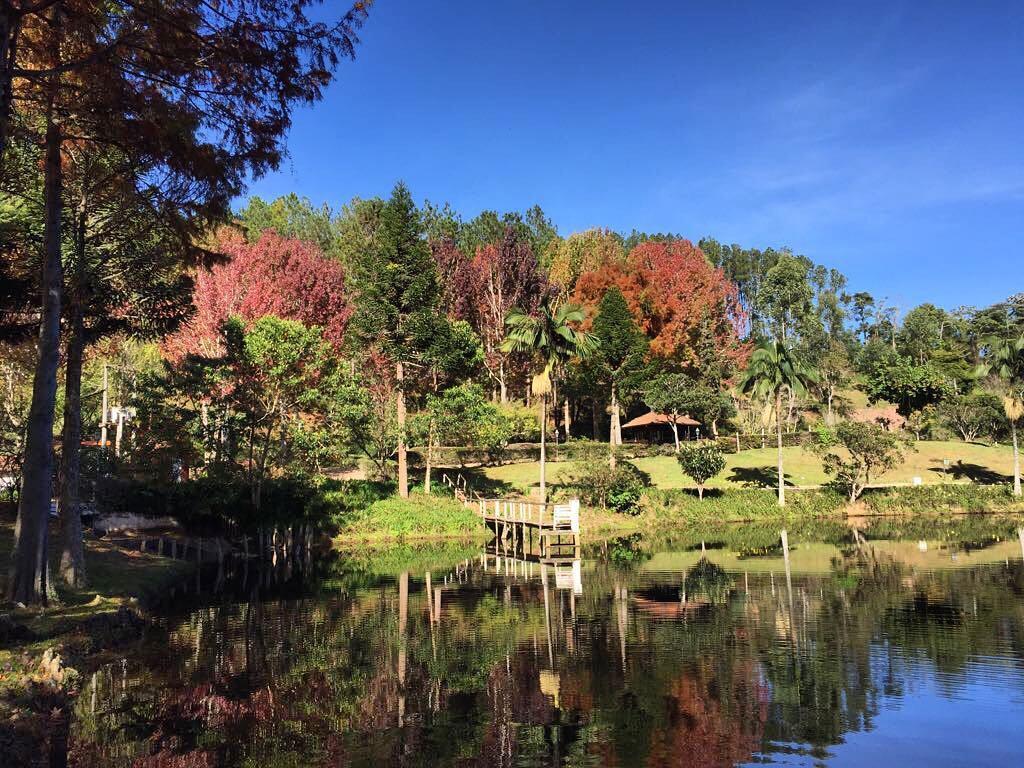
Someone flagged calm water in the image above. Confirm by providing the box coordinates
[69,517,1024,767]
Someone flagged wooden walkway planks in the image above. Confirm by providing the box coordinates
[441,472,582,557]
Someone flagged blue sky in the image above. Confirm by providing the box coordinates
[245,1,1024,312]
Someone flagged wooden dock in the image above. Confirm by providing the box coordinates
[442,473,581,558]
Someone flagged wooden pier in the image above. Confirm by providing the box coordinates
[442,473,581,558]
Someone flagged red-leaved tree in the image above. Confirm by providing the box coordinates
[574,239,748,369]
[434,226,547,401]
[167,229,351,359]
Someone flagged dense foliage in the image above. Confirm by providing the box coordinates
[676,444,727,499]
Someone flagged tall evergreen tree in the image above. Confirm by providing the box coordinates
[589,287,648,456]
[350,182,441,497]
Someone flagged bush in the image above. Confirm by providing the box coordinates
[939,391,1007,442]
[308,478,393,523]
[96,473,394,536]
[861,484,1024,515]
[639,487,846,522]
[566,458,648,514]
[813,421,907,502]
[676,443,726,499]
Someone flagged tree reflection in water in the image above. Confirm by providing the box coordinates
[68,517,1024,767]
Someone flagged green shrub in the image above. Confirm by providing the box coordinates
[861,484,1024,515]
[676,443,726,499]
[309,478,394,523]
[566,458,648,514]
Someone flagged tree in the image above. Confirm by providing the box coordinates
[850,292,876,343]
[237,194,343,261]
[588,287,648,455]
[167,228,351,359]
[56,144,199,587]
[223,316,337,512]
[677,444,726,500]
[976,333,1024,496]
[816,339,851,425]
[618,241,749,368]
[350,182,441,498]
[442,226,547,402]
[759,252,814,343]
[939,391,1005,443]
[413,383,517,493]
[814,421,906,502]
[643,374,717,452]
[3,2,369,164]
[864,356,949,417]
[547,228,625,296]
[5,0,371,605]
[899,303,947,363]
[737,341,817,506]
[501,299,596,502]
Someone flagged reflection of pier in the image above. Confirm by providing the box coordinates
[478,498,581,558]
[481,548,583,594]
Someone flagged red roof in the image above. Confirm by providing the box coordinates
[621,411,700,429]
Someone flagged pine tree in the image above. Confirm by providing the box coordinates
[590,287,648,455]
[350,182,441,497]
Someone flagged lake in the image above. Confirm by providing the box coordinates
[69,516,1024,767]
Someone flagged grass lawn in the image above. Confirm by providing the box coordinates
[0,515,193,634]
[479,440,1017,494]
[331,492,490,543]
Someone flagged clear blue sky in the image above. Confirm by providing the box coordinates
[244,0,1024,313]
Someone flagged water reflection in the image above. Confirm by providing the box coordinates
[69,517,1024,767]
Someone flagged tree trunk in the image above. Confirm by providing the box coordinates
[671,421,680,452]
[0,7,17,165]
[563,398,571,440]
[826,389,834,425]
[498,361,507,404]
[1012,420,1021,497]
[697,484,704,500]
[8,116,63,605]
[396,361,408,498]
[424,421,434,495]
[59,291,86,587]
[776,390,785,507]
[610,385,621,446]
[538,393,546,502]
[609,385,619,469]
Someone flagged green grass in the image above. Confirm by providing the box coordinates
[480,440,1017,494]
[332,492,488,543]
[0,516,193,634]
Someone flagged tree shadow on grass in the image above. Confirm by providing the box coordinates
[927,461,1012,485]
[450,467,518,498]
[727,466,795,488]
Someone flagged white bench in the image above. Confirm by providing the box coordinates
[551,499,580,533]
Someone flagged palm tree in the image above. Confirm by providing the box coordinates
[502,299,597,502]
[737,340,817,506]
[977,333,1024,496]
